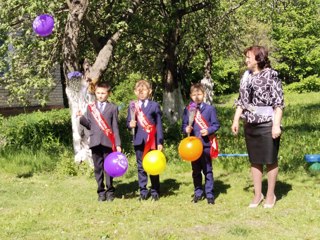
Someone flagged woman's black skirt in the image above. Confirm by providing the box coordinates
[244,121,280,165]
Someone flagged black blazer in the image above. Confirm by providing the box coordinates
[80,101,121,149]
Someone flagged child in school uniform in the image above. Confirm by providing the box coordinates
[127,80,164,201]
[182,83,220,204]
[78,82,121,202]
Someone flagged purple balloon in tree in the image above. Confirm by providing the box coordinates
[104,152,128,177]
[33,14,54,37]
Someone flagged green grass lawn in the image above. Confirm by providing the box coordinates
[1,163,319,240]
[0,91,319,239]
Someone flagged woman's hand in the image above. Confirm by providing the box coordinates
[272,107,283,139]
[272,124,281,139]
[116,146,122,152]
[231,106,243,135]
[231,120,239,135]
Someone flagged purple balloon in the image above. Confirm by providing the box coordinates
[33,14,54,37]
[104,152,128,177]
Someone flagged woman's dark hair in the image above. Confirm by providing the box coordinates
[244,46,271,69]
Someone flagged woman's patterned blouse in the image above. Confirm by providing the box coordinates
[235,68,284,124]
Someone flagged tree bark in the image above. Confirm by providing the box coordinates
[62,0,93,165]
[162,24,184,122]
[201,44,214,105]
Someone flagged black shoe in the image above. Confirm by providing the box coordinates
[151,195,159,201]
[98,193,106,202]
[207,198,215,205]
[192,195,203,203]
[106,193,115,202]
[139,195,148,201]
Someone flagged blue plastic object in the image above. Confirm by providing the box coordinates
[304,154,320,163]
[218,154,248,157]
[309,162,320,171]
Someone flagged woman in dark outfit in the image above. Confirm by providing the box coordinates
[231,46,284,208]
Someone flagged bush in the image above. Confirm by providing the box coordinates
[285,75,320,93]
[0,109,73,175]
[0,109,72,152]
[55,151,93,177]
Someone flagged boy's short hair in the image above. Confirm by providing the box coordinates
[135,80,152,90]
[190,83,205,94]
[95,82,112,92]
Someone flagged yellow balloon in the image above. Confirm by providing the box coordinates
[143,150,166,175]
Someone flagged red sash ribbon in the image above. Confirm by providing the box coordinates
[88,102,116,151]
[134,102,156,158]
[194,110,219,159]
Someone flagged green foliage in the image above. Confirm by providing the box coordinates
[118,116,134,154]
[270,0,320,83]
[109,73,140,113]
[285,75,320,93]
[2,0,320,104]
[0,108,73,176]
[0,108,72,152]
[0,1,64,105]
[55,151,94,177]
[212,57,242,94]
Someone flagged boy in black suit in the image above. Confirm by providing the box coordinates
[78,82,121,202]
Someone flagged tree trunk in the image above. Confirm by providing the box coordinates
[201,45,214,105]
[161,1,211,122]
[62,0,142,163]
[162,84,185,123]
[62,0,93,165]
[162,17,184,123]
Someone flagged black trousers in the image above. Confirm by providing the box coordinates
[91,145,115,196]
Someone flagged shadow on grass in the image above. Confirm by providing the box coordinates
[114,180,139,199]
[243,180,292,201]
[161,178,181,197]
[215,179,231,200]
[272,180,292,200]
[282,123,320,133]
[187,179,231,200]
[16,172,34,178]
[114,178,182,199]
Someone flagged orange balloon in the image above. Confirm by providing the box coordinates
[178,136,203,161]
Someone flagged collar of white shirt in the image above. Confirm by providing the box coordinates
[139,99,148,108]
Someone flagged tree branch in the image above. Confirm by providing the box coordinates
[62,0,89,82]
[219,0,249,21]
[178,1,209,17]
[88,0,142,81]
